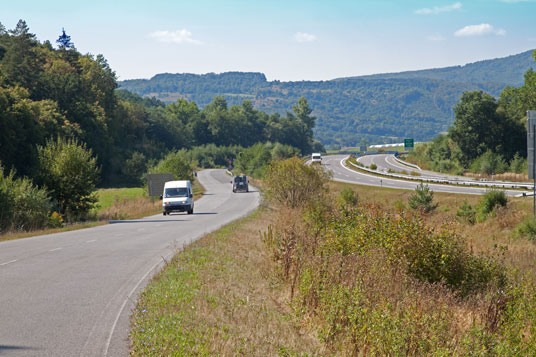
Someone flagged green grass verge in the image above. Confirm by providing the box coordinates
[130,207,320,355]
[93,187,146,213]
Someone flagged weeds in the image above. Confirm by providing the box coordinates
[513,216,536,240]
[457,200,476,224]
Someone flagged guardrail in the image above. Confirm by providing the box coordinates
[345,157,533,191]
[393,156,421,171]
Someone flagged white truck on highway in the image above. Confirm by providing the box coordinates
[311,153,322,164]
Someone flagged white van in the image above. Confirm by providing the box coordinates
[162,180,194,215]
[311,153,322,164]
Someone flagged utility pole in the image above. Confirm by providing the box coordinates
[528,111,536,216]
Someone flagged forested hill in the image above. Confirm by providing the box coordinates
[342,50,535,86]
[119,50,536,147]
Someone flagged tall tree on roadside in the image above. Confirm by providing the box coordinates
[37,137,100,221]
[450,91,524,165]
[0,20,42,96]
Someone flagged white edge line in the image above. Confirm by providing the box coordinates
[103,251,175,356]
[86,240,96,243]
[0,259,18,266]
[49,247,62,252]
[338,156,498,196]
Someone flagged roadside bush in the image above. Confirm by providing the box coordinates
[513,216,536,240]
[233,143,272,177]
[470,150,507,175]
[37,137,100,222]
[263,195,508,354]
[457,200,476,224]
[477,190,508,221]
[148,151,194,182]
[0,166,52,232]
[509,153,526,174]
[408,183,438,213]
[339,187,358,208]
[265,157,331,208]
[233,142,300,177]
[177,144,241,169]
[370,163,377,170]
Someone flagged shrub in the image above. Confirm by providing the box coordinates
[513,216,536,240]
[477,190,507,221]
[37,137,100,221]
[233,142,299,177]
[148,151,194,182]
[408,183,438,213]
[457,200,476,224]
[339,187,358,208]
[0,166,52,232]
[470,151,507,175]
[265,157,331,208]
[370,163,377,170]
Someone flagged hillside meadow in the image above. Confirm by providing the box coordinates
[130,167,536,355]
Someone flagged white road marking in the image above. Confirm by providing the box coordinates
[0,259,18,266]
[86,240,96,243]
[49,247,62,252]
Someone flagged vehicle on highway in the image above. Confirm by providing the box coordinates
[311,152,322,164]
[162,180,194,215]
[232,175,249,193]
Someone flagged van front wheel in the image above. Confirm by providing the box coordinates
[187,207,193,215]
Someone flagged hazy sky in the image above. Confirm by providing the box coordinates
[2,0,535,81]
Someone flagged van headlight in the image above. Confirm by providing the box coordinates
[164,201,170,205]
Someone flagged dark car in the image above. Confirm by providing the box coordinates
[232,175,249,193]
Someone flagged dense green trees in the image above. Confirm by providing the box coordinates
[450,91,525,165]
[0,20,319,188]
[120,50,535,146]
[409,50,535,175]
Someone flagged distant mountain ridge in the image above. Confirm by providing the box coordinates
[341,50,534,86]
[119,49,535,146]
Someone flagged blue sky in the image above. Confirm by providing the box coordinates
[2,0,535,81]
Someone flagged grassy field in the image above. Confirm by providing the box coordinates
[130,177,536,355]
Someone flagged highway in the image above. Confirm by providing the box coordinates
[324,155,530,196]
[357,153,532,188]
[0,169,260,356]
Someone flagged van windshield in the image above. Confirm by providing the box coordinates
[164,187,189,198]
[234,176,246,183]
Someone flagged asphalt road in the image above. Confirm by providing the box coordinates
[324,155,529,196]
[0,169,260,356]
[357,154,532,188]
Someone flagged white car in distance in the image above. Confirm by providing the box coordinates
[311,153,322,164]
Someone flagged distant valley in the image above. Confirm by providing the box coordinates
[119,50,535,146]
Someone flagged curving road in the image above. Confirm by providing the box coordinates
[324,155,529,196]
[0,169,260,356]
[357,153,532,188]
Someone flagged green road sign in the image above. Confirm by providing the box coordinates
[404,138,414,149]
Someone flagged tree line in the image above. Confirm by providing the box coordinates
[0,20,321,184]
[0,20,321,232]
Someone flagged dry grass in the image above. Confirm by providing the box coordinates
[130,207,323,355]
[330,181,536,280]
[463,171,530,182]
[96,196,161,221]
[131,178,536,355]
